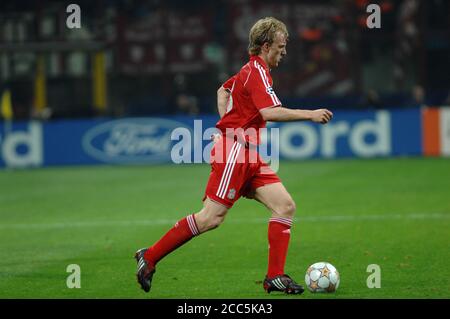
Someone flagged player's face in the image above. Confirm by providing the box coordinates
[267,31,287,68]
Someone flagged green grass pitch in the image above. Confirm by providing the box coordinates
[0,158,449,299]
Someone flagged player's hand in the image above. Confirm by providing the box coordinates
[311,109,333,124]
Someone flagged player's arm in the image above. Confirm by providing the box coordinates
[260,106,333,124]
[248,68,332,124]
[217,86,230,118]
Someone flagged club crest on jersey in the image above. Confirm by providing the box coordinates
[266,86,275,95]
[227,188,236,200]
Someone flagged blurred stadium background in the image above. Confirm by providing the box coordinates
[0,0,449,121]
[0,0,449,299]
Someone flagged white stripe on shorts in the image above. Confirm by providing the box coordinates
[216,142,242,199]
[218,143,242,199]
[216,142,241,196]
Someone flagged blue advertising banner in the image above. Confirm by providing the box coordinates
[268,108,422,159]
[0,109,423,168]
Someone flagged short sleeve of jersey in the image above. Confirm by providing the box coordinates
[247,67,281,110]
[222,75,236,92]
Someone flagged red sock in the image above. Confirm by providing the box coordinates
[267,217,293,278]
[144,214,199,266]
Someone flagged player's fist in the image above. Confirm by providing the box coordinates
[311,109,333,124]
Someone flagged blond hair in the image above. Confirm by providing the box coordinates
[248,17,288,56]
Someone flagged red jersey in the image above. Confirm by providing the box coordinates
[216,55,281,145]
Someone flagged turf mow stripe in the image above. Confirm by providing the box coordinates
[0,213,448,230]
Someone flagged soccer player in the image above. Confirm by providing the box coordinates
[135,17,333,295]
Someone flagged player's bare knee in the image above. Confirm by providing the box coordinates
[285,200,297,218]
[274,200,296,219]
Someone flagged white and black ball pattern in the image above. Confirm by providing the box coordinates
[305,262,340,293]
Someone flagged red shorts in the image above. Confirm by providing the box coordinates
[203,136,281,208]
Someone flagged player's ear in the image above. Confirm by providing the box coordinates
[261,42,270,52]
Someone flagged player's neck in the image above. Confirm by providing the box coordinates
[256,54,270,69]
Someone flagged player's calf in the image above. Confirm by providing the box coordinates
[194,199,229,233]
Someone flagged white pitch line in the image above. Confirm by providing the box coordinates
[0,213,448,230]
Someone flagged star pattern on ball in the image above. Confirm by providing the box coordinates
[320,266,330,278]
[327,283,336,292]
[306,262,340,293]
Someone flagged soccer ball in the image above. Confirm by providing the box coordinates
[305,262,340,293]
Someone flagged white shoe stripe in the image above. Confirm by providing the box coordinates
[276,278,286,289]
[272,278,284,290]
[272,281,280,290]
